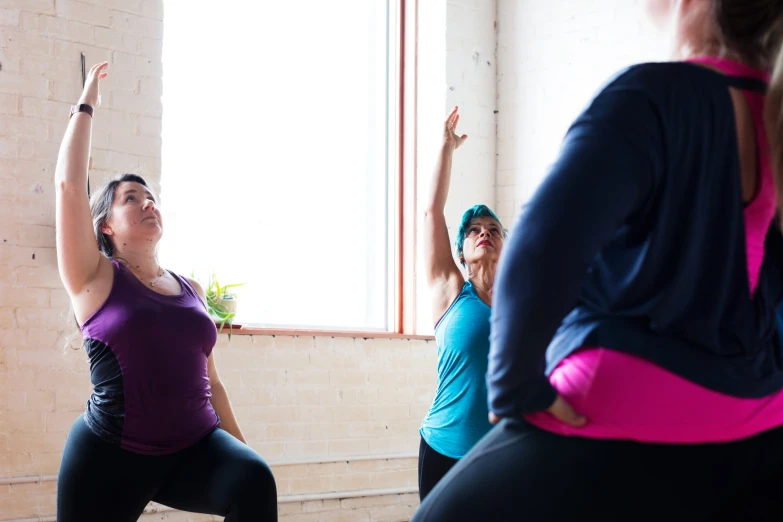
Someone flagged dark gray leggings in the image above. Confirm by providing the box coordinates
[418,436,458,501]
[412,418,783,522]
[57,416,278,522]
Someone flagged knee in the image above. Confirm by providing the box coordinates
[237,458,277,499]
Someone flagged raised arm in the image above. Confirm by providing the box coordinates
[55,62,109,299]
[422,107,469,324]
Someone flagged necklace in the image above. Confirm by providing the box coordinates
[128,264,164,287]
[149,266,164,287]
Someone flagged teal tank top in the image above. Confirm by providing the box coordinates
[419,281,493,458]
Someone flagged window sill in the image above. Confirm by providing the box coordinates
[215,324,434,341]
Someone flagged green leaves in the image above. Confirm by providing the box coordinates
[194,270,247,338]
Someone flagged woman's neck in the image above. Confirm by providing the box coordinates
[114,245,160,278]
[467,262,496,303]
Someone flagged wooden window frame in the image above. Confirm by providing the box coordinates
[223,0,425,339]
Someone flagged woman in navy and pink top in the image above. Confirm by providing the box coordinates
[414,1,783,521]
[55,63,277,521]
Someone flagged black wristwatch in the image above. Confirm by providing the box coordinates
[69,103,94,119]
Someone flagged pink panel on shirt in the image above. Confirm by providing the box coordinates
[526,57,781,443]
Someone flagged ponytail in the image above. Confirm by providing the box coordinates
[765,42,783,220]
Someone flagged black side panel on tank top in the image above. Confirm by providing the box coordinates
[83,338,125,445]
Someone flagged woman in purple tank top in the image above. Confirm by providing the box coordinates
[54,63,277,521]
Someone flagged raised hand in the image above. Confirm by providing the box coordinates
[443,106,468,151]
[78,61,109,108]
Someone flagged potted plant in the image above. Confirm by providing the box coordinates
[194,271,246,337]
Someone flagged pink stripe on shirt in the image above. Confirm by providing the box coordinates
[526,57,781,443]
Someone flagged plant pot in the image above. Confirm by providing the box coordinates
[218,295,238,316]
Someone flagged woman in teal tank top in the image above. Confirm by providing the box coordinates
[419,107,506,501]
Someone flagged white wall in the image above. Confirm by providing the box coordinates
[416,0,497,333]
[495,0,667,225]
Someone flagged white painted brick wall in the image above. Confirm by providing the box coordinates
[495,0,667,225]
[0,1,166,518]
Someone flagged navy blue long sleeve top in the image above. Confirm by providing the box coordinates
[489,62,783,418]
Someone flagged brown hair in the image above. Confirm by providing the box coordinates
[711,1,783,206]
[89,173,151,257]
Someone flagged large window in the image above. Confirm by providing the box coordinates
[160,1,402,330]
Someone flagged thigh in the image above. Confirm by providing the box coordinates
[412,419,749,522]
[418,436,458,502]
[153,428,277,520]
[707,425,783,521]
[57,416,163,522]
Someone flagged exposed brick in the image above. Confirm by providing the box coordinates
[0,135,16,158]
[328,438,370,456]
[15,306,65,328]
[14,225,56,248]
[0,8,19,26]
[55,0,111,27]
[139,75,162,97]
[0,73,49,99]
[20,55,72,82]
[332,405,373,422]
[49,288,71,309]
[3,30,53,56]
[20,11,38,30]
[21,97,67,120]
[140,36,161,62]
[109,10,162,39]
[330,371,369,387]
[368,502,418,521]
[266,423,310,442]
[90,148,140,172]
[107,130,161,155]
[283,440,329,459]
[107,90,161,117]
[19,139,58,163]
[0,47,22,73]
[0,287,49,308]
[138,115,161,137]
[6,430,66,454]
[48,76,86,103]
[0,307,15,330]
[0,0,54,15]
[80,0,142,15]
[112,49,161,75]
[0,115,49,140]
[141,0,163,21]
[45,410,83,432]
[53,38,111,64]
[94,25,136,52]
[5,410,46,431]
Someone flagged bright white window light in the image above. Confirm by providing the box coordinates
[159,0,397,330]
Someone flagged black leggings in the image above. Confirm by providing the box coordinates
[57,416,277,522]
[418,436,458,501]
[412,418,783,522]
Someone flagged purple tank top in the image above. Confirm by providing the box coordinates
[80,260,219,455]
